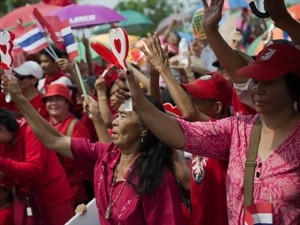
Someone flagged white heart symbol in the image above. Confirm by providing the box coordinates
[109,28,129,69]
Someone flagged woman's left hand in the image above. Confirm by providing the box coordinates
[114,70,145,109]
[140,33,168,71]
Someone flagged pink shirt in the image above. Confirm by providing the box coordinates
[177,114,300,225]
[71,138,186,225]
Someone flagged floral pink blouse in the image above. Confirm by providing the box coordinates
[177,114,300,225]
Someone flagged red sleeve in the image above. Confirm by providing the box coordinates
[142,169,187,225]
[0,125,44,180]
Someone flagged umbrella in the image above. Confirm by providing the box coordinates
[247,27,291,56]
[92,10,154,35]
[46,4,125,29]
[156,13,192,35]
[288,4,300,21]
[0,2,62,30]
[196,0,249,11]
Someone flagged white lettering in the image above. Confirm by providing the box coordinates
[69,15,96,24]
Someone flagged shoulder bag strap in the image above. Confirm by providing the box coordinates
[244,117,262,209]
[66,118,78,137]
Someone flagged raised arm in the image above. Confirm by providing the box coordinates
[141,34,210,122]
[1,75,73,158]
[115,72,186,149]
[83,95,112,143]
[202,0,249,83]
[264,0,300,45]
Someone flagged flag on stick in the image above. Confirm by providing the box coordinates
[245,202,273,225]
[60,20,79,61]
[14,24,48,55]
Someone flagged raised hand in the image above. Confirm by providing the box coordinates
[114,70,144,109]
[83,95,102,121]
[1,74,22,98]
[202,0,224,30]
[140,33,168,71]
[263,0,290,23]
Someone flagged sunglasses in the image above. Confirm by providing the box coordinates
[15,75,35,81]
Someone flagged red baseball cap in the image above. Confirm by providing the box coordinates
[181,72,233,107]
[237,43,300,81]
[42,84,72,103]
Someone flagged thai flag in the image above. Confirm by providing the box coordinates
[60,20,78,61]
[14,24,48,55]
[245,202,273,225]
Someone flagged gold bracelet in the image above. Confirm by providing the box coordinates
[99,96,107,99]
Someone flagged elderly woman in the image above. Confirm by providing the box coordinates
[112,41,300,225]
[1,76,186,225]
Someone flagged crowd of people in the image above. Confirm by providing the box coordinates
[0,0,300,224]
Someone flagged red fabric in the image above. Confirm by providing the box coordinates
[231,89,256,116]
[0,92,13,109]
[10,93,48,119]
[44,200,74,225]
[190,157,228,225]
[42,0,75,6]
[80,113,99,143]
[181,72,233,107]
[43,71,66,90]
[0,119,73,209]
[237,43,300,81]
[0,205,14,225]
[71,138,187,225]
[50,114,92,204]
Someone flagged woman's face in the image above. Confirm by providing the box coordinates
[250,77,293,115]
[111,104,144,149]
[45,96,70,118]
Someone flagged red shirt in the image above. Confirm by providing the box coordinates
[0,119,73,208]
[50,113,92,204]
[0,205,13,225]
[190,156,228,225]
[71,138,187,225]
[11,93,48,119]
[231,89,256,116]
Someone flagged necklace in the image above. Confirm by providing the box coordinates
[105,160,127,220]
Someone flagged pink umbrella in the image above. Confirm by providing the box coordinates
[46,4,125,29]
[0,2,62,30]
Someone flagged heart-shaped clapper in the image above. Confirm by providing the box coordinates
[109,28,132,111]
[0,31,14,103]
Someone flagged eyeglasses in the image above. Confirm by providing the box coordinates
[15,75,35,81]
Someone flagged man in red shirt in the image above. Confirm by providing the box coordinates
[9,60,49,118]
[37,48,72,94]
[0,108,74,225]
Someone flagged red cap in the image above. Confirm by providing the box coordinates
[181,72,233,107]
[42,84,72,103]
[237,43,300,81]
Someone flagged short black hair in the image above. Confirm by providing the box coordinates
[0,108,20,133]
[284,72,300,101]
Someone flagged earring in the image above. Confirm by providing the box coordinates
[141,137,144,143]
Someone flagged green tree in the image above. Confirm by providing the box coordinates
[115,0,174,36]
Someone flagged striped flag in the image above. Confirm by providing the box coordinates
[14,24,48,55]
[245,202,273,225]
[60,20,78,61]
